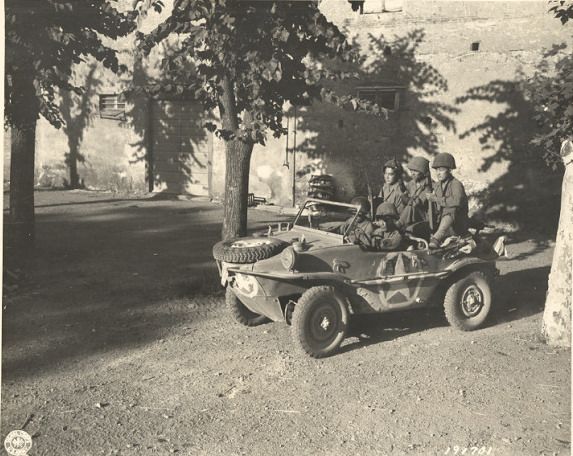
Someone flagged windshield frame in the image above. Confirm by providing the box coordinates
[292,199,363,239]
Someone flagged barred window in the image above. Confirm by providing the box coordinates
[99,94,126,120]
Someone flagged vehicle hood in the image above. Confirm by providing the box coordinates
[266,227,343,251]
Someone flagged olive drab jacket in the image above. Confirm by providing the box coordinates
[400,178,435,226]
[371,227,404,251]
[379,182,407,214]
[340,217,374,243]
[433,175,469,234]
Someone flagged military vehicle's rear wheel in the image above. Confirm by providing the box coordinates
[227,287,268,327]
[292,286,349,358]
[443,271,492,331]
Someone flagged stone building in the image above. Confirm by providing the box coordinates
[6,0,571,228]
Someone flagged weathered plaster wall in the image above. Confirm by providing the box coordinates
[34,114,146,192]
[30,53,147,192]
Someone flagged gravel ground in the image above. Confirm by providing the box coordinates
[2,190,570,456]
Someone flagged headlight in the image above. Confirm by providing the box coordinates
[280,247,297,271]
[234,273,259,297]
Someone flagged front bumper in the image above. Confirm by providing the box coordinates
[226,269,308,322]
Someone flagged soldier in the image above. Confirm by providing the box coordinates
[426,153,469,248]
[340,196,374,243]
[400,156,434,226]
[371,202,404,251]
[379,158,407,215]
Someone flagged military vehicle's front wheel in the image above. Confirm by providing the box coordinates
[227,287,268,327]
[444,271,492,331]
[292,286,349,358]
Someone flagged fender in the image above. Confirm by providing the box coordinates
[445,257,495,274]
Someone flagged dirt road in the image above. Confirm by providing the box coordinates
[2,191,570,456]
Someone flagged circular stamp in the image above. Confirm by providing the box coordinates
[4,430,32,456]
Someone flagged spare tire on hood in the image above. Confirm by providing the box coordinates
[212,237,289,264]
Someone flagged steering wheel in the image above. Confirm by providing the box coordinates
[351,226,373,247]
[370,233,387,250]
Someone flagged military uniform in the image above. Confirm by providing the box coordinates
[379,182,407,214]
[433,175,469,238]
[400,179,434,226]
[371,226,403,251]
[341,217,374,244]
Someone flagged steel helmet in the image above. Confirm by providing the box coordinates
[375,202,399,219]
[432,153,456,169]
[351,196,370,215]
[408,156,430,174]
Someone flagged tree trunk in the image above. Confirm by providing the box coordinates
[222,139,253,239]
[541,140,572,347]
[9,120,37,247]
[68,148,80,188]
[218,74,254,240]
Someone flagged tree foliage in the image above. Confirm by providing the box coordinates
[550,0,573,24]
[528,44,573,168]
[527,2,573,168]
[5,0,146,129]
[138,0,378,144]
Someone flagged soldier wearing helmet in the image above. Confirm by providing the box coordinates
[426,153,469,248]
[400,156,435,226]
[339,196,374,242]
[378,158,408,215]
[371,202,404,251]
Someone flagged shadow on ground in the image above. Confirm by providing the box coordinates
[2,195,287,381]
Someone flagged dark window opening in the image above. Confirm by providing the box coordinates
[99,94,126,120]
[357,87,401,111]
[471,42,480,52]
[348,0,364,14]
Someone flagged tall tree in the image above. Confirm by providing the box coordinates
[536,2,573,346]
[5,0,142,245]
[139,0,375,239]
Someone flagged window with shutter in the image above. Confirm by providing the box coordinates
[99,94,126,120]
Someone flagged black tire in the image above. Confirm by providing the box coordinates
[443,271,492,331]
[212,237,288,263]
[291,286,349,358]
[226,287,268,327]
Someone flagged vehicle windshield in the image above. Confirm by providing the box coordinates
[293,200,360,237]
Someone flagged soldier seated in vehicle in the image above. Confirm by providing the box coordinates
[400,156,435,227]
[425,152,469,249]
[379,158,408,215]
[339,196,374,243]
[371,202,404,251]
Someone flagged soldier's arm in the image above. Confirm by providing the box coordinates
[378,231,403,251]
